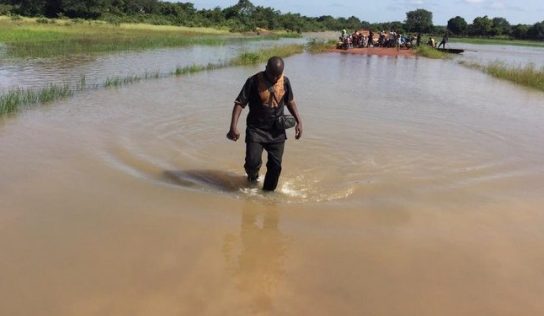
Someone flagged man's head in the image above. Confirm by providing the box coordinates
[265,56,284,83]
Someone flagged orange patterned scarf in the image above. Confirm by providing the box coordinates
[257,72,285,108]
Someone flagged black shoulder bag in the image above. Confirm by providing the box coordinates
[267,83,296,130]
[275,114,296,129]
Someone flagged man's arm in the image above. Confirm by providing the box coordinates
[286,100,303,139]
[227,103,244,141]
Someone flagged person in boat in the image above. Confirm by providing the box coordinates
[227,56,303,191]
[437,31,449,49]
[427,37,435,47]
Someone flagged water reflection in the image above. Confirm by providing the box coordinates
[223,202,287,314]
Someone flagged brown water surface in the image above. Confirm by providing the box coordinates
[1,52,544,315]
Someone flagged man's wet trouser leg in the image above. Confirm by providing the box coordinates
[245,142,263,182]
[245,141,285,191]
[262,142,285,191]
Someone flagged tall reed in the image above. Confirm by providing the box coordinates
[459,60,544,91]
[0,84,72,114]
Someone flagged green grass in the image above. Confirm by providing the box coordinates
[415,45,449,59]
[6,36,229,58]
[173,63,222,76]
[450,37,544,48]
[231,44,305,65]
[305,39,336,54]
[0,84,73,114]
[0,15,295,58]
[459,60,544,91]
[0,44,306,115]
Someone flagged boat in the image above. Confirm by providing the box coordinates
[436,48,464,54]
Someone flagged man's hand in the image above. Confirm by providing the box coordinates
[295,123,303,139]
[228,104,243,142]
[286,100,303,140]
[227,128,240,141]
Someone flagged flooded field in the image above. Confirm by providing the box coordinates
[450,42,544,67]
[0,37,303,92]
[1,44,544,315]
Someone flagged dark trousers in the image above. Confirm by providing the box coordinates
[244,142,285,191]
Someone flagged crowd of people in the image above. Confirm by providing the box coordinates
[338,29,418,50]
[338,29,449,50]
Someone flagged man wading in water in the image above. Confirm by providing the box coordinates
[227,56,303,191]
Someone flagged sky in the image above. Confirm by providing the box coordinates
[184,0,544,25]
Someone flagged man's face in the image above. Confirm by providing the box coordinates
[265,64,284,83]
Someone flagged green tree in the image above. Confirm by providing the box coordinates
[279,12,303,32]
[223,0,256,31]
[0,3,14,15]
[491,17,511,36]
[40,0,61,17]
[199,7,225,25]
[405,9,433,33]
[447,16,467,35]
[107,0,125,15]
[13,0,46,16]
[511,24,529,39]
[470,15,492,36]
[223,0,254,19]
[527,20,544,40]
[122,0,160,15]
[61,0,109,18]
[345,15,361,30]
[317,15,340,30]
[389,21,405,33]
[253,6,279,30]
[360,20,371,29]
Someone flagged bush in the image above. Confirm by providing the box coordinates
[0,4,14,16]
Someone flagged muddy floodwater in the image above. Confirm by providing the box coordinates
[1,48,544,315]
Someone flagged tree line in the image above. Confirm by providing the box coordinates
[447,15,544,40]
[1,0,543,40]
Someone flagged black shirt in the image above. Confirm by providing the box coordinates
[235,71,294,143]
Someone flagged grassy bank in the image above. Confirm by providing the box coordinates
[231,44,305,65]
[415,45,448,59]
[0,44,305,115]
[449,37,544,48]
[0,16,296,58]
[459,60,544,92]
[305,39,337,54]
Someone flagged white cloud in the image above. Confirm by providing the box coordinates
[464,0,485,3]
